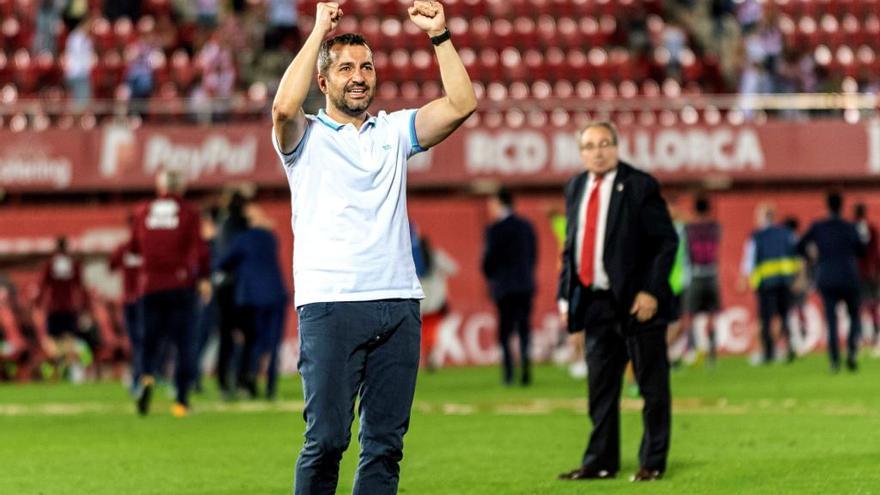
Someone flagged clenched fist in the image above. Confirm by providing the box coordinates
[408,1,447,37]
[314,2,343,36]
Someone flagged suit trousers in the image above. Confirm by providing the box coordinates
[757,285,794,362]
[578,292,671,473]
[294,299,421,495]
[495,292,533,385]
[819,286,861,365]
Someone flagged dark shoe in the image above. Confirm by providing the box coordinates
[558,467,616,480]
[630,468,663,482]
[136,377,154,416]
[846,358,858,372]
[830,361,841,374]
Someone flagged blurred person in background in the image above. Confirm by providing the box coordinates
[665,201,691,367]
[213,191,249,399]
[740,203,799,364]
[131,170,209,417]
[682,195,722,366]
[271,1,476,492]
[266,0,300,51]
[62,16,94,111]
[108,215,143,396]
[34,0,65,55]
[482,188,538,387]
[557,121,678,483]
[783,217,811,340]
[214,206,288,399]
[192,205,221,393]
[853,203,880,348]
[416,233,458,372]
[37,236,91,381]
[798,192,866,373]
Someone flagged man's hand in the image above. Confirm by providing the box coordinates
[198,279,213,305]
[314,2,342,36]
[630,291,658,323]
[408,1,447,37]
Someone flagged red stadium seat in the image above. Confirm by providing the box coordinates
[530,79,552,99]
[501,47,526,81]
[477,48,502,83]
[378,81,399,100]
[492,18,514,48]
[361,17,382,48]
[566,49,588,82]
[512,17,535,48]
[552,79,574,98]
[522,49,546,80]
[421,80,442,99]
[448,17,471,48]
[557,17,582,50]
[535,15,558,50]
[486,82,508,102]
[486,0,513,19]
[469,17,491,48]
[544,47,565,82]
[509,81,530,100]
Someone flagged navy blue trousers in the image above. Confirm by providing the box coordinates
[123,300,144,391]
[293,299,421,495]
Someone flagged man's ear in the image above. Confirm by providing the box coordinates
[317,74,328,95]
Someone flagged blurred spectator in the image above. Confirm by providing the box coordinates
[131,170,209,417]
[62,0,89,30]
[482,189,537,387]
[124,32,158,101]
[34,0,65,55]
[797,192,866,373]
[37,236,91,381]
[783,217,811,340]
[213,190,249,399]
[108,216,144,395]
[682,196,722,366]
[416,234,458,372]
[191,30,236,122]
[853,203,880,346]
[193,205,221,393]
[62,17,94,110]
[103,0,140,21]
[196,0,219,28]
[740,203,798,364]
[215,206,288,399]
[265,0,300,50]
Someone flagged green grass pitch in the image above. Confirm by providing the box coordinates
[1,355,878,494]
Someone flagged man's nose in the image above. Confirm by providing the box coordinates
[351,69,366,82]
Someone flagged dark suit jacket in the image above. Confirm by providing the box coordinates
[482,213,537,301]
[215,227,289,308]
[797,216,865,291]
[557,162,678,333]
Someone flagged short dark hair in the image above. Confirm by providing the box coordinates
[318,33,371,76]
[56,236,68,252]
[826,190,843,215]
[855,203,867,220]
[495,188,514,207]
[783,216,800,232]
[694,195,711,214]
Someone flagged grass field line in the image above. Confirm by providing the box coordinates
[1,396,876,418]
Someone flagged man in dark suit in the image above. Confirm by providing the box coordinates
[557,121,678,482]
[798,191,866,372]
[482,189,538,386]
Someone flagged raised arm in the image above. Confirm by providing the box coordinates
[408,1,477,149]
[272,2,342,153]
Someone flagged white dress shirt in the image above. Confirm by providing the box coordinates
[575,169,617,290]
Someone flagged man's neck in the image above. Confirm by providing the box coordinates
[325,105,369,130]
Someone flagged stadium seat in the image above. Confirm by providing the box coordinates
[501,47,526,81]
[509,81,530,100]
[530,79,552,99]
[492,18,514,48]
[552,79,574,98]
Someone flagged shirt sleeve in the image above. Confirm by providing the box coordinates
[740,238,755,277]
[389,108,425,159]
[272,117,313,168]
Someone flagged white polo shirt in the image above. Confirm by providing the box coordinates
[274,108,426,307]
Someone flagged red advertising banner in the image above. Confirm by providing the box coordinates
[1,119,879,192]
[3,191,880,369]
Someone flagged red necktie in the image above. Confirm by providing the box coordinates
[578,175,603,287]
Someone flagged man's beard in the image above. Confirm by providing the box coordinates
[330,85,374,117]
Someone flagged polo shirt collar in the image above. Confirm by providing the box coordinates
[317,109,376,131]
